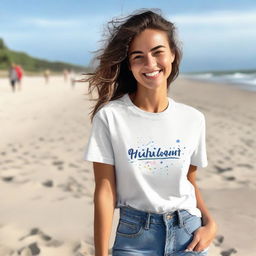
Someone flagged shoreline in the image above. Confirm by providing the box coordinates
[181,74,256,93]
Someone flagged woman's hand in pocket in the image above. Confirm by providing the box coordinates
[185,221,217,252]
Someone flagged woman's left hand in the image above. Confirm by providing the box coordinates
[185,222,217,252]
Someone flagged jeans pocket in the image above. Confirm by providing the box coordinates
[116,216,144,238]
[183,214,202,236]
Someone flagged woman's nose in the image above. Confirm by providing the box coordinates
[144,54,157,68]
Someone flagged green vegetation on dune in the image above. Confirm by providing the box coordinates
[0,38,90,73]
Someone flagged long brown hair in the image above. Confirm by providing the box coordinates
[84,9,182,122]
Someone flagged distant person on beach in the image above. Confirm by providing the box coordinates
[15,64,23,90]
[44,69,50,84]
[63,69,69,82]
[8,63,18,92]
[69,69,76,88]
[83,9,217,256]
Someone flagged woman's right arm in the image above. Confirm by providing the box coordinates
[93,162,117,256]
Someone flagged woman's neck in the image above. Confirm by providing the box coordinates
[129,90,169,113]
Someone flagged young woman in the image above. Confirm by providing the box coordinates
[84,9,217,256]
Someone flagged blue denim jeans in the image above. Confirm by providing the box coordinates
[112,206,209,256]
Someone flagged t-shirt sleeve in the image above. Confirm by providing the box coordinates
[190,115,208,168]
[83,114,115,165]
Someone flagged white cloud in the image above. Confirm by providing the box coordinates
[22,18,80,28]
[170,10,256,26]
[21,14,110,29]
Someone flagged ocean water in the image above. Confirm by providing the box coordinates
[184,72,256,92]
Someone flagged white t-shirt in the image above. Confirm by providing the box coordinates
[84,93,208,217]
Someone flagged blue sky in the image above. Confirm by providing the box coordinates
[1,0,256,72]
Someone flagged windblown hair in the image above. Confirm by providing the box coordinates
[83,9,182,122]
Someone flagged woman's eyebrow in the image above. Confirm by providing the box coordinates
[129,45,166,56]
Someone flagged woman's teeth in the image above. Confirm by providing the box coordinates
[144,70,161,77]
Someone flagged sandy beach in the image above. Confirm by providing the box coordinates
[0,75,255,256]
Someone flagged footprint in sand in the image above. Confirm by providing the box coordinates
[52,160,64,166]
[223,176,236,181]
[220,248,238,256]
[214,235,224,246]
[52,160,64,170]
[18,242,40,256]
[19,228,43,241]
[214,165,233,173]
[2,176,14,182]
[19,227,63,247]
[57,176,85,196]
[42,180,54,187]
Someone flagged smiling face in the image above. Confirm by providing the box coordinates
[128,29,175,93]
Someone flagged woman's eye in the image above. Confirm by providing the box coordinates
[154,51,163,55]
[134,55,142,60]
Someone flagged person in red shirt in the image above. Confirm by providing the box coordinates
[15,65,23,90]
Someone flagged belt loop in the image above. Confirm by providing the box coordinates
[144,213,151,230]
[177,210,184,228]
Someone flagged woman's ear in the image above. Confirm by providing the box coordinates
[171,52,175,63]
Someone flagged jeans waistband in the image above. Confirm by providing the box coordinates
[119,205,187,230]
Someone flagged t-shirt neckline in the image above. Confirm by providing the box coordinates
[122,93,175,119]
